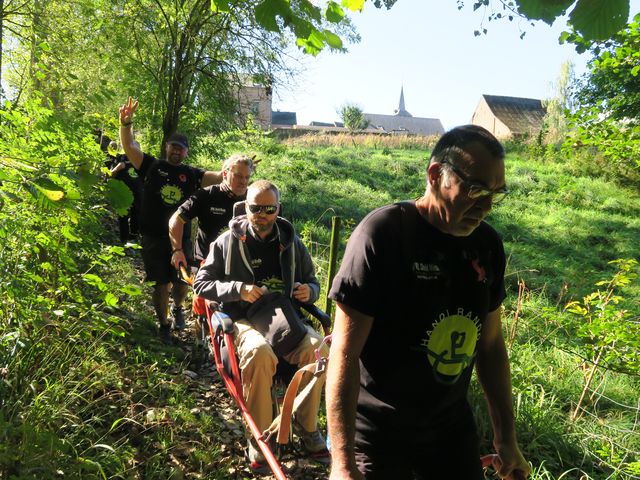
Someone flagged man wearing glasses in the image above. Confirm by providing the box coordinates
[326,125,529,479]
[193,180,329,472]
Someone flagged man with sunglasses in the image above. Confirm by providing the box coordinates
[194,180,329,472]
[326,125,529,479]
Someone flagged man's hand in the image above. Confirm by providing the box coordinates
[493,442,530,479]
[119,96,138,125]
[109,162,126,176]
[240,284,264,303]
[292,282,311,303]
[171,250,187,270]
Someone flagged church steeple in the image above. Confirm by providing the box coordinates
[394,86,412,117]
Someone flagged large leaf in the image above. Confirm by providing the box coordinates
[255,0,292,32]
[516,0,574,24]
[322,29,344,49]
[325,1,345,23]
[105,179,133,216]
[570,0,629,40]
[211,0,232,12]
[342,0,365,12]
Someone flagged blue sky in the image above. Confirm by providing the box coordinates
[272,0,640,130]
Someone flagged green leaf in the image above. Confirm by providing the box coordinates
[297,0,322,22]
[105,179,133,216]
[342,0,365,12]
[325,1,345,23]
[84,273,107,291]
[120,284,143,296]
[104,292,118,307]
[255,0,291,32]
[211,0,232,12]
[61,225,82,243]
[570,0,629,41]
[516,0,573,24]
[322,29,344,49]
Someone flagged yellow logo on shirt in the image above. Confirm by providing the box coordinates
[418,308,481,384]
[160,185,183,205]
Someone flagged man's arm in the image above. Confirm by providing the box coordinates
[118,97,144,169]
[326,302,373,480]
[168,211,188,269]
[476,308,530,480]
[201,170,223,187]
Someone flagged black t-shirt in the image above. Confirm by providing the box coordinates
[329,202,506,428]
[137,153,204,237]
[177,185,245,262]
[105,154,142,199]
[246,227,283,293]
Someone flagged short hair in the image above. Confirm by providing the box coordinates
[248,179,280,202]
[429,125,505,166]
[223,153,256,173]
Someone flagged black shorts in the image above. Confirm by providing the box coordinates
[141,234,193,285]
[354,404,482,479]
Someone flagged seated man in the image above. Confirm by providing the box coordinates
[193,180,329,471]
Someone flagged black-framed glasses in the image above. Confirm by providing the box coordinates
[440,159,509,204]
[247,203,278,215]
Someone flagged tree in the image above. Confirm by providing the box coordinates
[564,16,640,181]
[542,60,574,144]
[574,15,640,123]
[338,103,369,131]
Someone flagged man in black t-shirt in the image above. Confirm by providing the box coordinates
[119,97,223,344]
[105,141,142,243]
[168,153,256,269]
[326,126,530,480]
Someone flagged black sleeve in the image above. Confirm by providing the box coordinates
[137,153,156,179]
[488,230,507,312]
[329,207,392,317]
[178,187,207,222]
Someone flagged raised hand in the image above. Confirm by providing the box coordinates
[119,96,138,125]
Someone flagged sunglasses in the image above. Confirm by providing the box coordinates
[440,159,509,204]
[247,203,278,215]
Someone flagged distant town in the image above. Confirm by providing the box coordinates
[239,82,547,141]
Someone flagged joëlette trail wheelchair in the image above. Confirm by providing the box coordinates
[204,298,331,479]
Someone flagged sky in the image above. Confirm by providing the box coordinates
[271,0,639,130]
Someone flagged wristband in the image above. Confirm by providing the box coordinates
[120,121,133,127]
[171,248,183,254]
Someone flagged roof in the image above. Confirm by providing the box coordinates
[271,111,297,126]
[362,113,444,136]
[309,121,344,127]
[482,95,546,135]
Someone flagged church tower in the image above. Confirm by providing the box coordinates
[394,86,412,117]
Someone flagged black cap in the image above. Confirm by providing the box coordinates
[167,133,189,149]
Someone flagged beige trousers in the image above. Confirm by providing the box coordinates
[234,320,327,433]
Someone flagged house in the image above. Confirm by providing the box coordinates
[271,111,297,126]
[362,87,444,136]
[471,94,546,140]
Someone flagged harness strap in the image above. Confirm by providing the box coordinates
[262,361,325,445]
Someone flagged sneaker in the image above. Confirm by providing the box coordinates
[247,438,268,474]
[171,306,186,330]
[293,421,330,463]
[159,324,172,345]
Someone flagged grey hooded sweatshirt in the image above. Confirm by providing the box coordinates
[193,214,320,320]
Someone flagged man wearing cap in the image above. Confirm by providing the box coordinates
[119,97,222,344]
